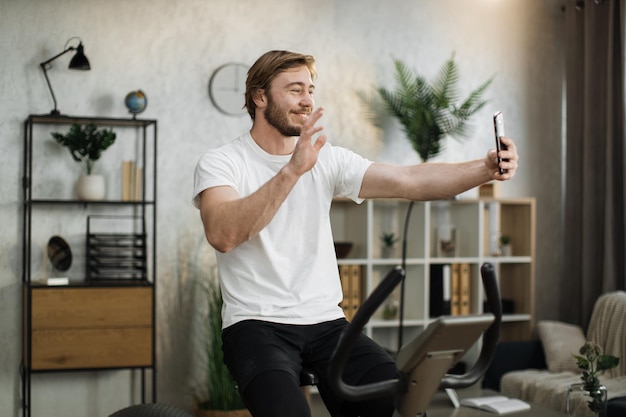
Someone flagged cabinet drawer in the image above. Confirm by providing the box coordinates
[31,327,152,370]
[31,286,152,329]
[26,286,154,370]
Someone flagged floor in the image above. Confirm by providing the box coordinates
[308,390,331,417]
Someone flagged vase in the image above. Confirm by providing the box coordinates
[566,382,608,417]
[76,174,105,201]
[194,409,252,417]
[381,245,396,258]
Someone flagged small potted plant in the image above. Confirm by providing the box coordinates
[499,235,512,257]
[380,232,400,258]
[51,123,116,201]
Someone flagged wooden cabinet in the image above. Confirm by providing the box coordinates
[21,115,157,417]
[26,285,153,371]
[330,197,536,352]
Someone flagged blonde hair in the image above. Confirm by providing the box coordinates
[245,50,317,119]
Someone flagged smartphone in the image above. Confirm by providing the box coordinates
[493,111,508,174]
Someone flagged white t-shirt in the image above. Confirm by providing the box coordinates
[192,132,372,328]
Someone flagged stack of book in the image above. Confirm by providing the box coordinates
[121,160,143,201]
[429,263,472,317]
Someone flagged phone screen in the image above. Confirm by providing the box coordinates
[493,111,508,174]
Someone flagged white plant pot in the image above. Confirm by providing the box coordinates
[76,175,105,201]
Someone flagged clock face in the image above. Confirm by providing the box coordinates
[208,62,249,116]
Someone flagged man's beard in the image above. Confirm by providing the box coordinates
[264,93,306,137]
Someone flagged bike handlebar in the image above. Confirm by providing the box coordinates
[328,263,502,401]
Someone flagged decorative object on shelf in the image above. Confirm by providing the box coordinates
[46,235,71,286]
[569,341,619,416]
[380,232,399,258]
[435,202,457,257]
[51,123,116,201]
[334,241,353,259]
[208,62,249,116]
[377,54,492,162]
[86,215,147,281]
[195,278,250,417]
[124,90,147,117]
[383,296,400,320]
[47,235,72,272]
[487,201,502,256]
[478,182,500,198]
[499,235,512,257]
[39,36,90,116]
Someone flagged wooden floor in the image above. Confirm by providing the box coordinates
[307,390,330,417]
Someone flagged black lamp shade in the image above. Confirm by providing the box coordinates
[69,43,90,70]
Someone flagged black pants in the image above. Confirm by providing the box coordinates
[222,318,398,417]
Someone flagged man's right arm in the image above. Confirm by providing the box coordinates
[198,164,300,253]
[199,107,328,253]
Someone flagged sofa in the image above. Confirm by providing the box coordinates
[482,291,626,417]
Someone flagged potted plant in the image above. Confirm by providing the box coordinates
[378,54,492,162]
[499,235,512,257]
[51,123,116,200]
[380,232,400,258]
[569,341,620,416]
[194,278,250,417]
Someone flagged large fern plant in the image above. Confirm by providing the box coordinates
[378,55,492,162]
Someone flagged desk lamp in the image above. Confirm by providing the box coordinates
[40,37,90,116]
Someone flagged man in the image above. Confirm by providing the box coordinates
[193,50,519,417]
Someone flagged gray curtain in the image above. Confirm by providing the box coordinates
[561,0,625,329]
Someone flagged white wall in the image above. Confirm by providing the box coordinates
[0,0,564,415]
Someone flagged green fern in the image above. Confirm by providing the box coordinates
[196,278,246,411]
[378,55,492,162]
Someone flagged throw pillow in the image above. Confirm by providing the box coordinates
[537,320,587,373]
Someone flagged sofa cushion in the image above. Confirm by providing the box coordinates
[537,320,586,373]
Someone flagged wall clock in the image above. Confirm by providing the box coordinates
[208,62,249,116]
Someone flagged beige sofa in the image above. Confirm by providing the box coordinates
[498,291,626,417]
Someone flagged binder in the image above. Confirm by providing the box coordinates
[339,265,352,319]
[349,265,362,320]
[429,264,451,317]
[459,263,471,315]
[450,263,461,315]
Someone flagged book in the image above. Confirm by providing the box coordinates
[121,160,135,201]
[134,166,143,200]
[460,396,531,415]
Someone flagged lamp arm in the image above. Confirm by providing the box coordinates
[40,47,75,116]
[40,46,76,67]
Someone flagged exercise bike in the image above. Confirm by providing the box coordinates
[329,262,503,417]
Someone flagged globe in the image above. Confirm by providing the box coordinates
[124,90,147,114]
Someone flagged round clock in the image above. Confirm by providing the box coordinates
[208,62,249,116]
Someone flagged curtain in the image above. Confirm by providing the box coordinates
[561,0,625,329]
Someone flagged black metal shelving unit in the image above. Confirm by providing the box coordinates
[21,114,158,417]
